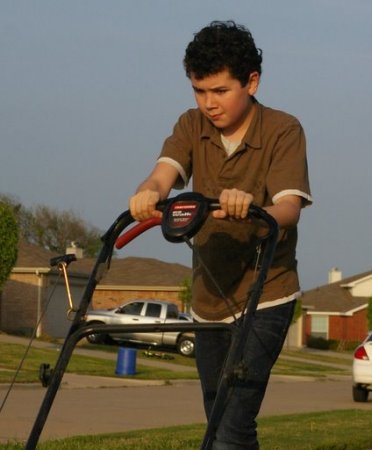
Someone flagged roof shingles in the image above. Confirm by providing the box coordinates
[15,240,191,287]
[302,271,372,314]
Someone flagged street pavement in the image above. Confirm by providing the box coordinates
[0,334,370,445]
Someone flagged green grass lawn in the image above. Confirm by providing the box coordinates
[1,410,371,449]
[0,341,350,384]
[0,342,198,383]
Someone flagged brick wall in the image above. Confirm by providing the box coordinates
[304,309,368,344]
[1,273,42,334]
[329,310,368,342]
[92,287,184,311]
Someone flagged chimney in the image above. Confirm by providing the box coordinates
[66,241,84,259]
[328,267,342,284]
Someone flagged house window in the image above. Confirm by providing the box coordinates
[311,315,328,339]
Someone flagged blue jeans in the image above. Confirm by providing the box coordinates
[195,301,296,450]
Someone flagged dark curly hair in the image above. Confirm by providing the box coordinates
[183,21,263,86]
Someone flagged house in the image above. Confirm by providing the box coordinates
[302,268,372,345]
[4,238,370,347]
[0,240,89,338]
[0,240,192,339]
[72,256,192,310]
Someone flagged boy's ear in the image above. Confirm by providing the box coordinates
[247,71,260,96]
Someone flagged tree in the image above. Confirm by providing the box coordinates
[28,205,102,256]
[0,194,102,257]
[291,298,303,324]
[0,201,19,290]
[368,298,372,331]
[179,277,192,312]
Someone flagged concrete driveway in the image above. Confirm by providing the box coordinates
[1,373,370,444]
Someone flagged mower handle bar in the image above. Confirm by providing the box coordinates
[115,195,277,250]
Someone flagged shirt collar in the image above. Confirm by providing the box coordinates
[199,100,263,150]
[242,100,262,150]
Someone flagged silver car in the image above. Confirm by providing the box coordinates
[83,299,195,357]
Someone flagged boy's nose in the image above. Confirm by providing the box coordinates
[205,93,216,109]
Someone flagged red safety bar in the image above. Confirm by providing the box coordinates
[115,216,162,249]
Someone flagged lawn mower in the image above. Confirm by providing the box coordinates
[24,191,278,450]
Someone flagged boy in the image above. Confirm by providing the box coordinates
[129,21,312,450]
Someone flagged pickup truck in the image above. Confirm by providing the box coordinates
[83,299,195,357]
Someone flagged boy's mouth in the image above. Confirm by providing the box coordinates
[209,113,223,121]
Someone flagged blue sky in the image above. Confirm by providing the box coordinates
[1,0,371,290]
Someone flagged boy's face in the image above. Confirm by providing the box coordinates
[190,68,259,139]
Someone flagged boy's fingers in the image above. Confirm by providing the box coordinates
[212,210,227,219]
[129,190,160,221]
[218,189,253,219]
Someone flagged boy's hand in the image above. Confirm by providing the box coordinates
[212,189,254,220]
[129,189,162,221]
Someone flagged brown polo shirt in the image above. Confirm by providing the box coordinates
[159,102,312,321]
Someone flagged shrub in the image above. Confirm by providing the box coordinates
[0,202,19,290]
[307,337,359,352]
[307,336,332,350]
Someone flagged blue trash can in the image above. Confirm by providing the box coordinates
[115,347,137,375]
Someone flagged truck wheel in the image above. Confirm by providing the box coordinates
[177,335,195,357]
[352,385,369,402]
[86,321,109,345]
